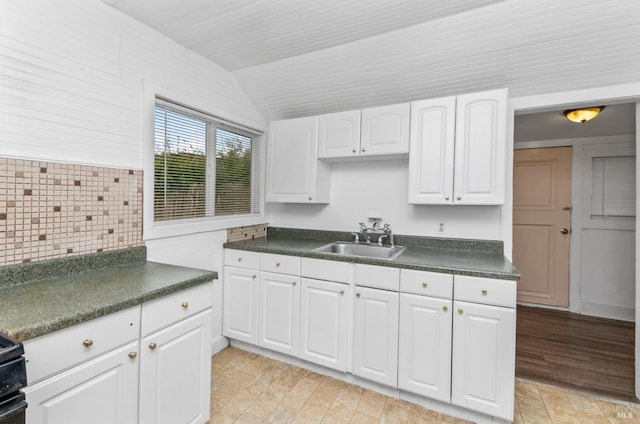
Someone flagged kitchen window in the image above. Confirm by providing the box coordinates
[154,99,261,223]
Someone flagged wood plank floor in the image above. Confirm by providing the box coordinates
[516,305,636,401]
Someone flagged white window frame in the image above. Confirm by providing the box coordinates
[143,82,266,240]
[581,141,636,231]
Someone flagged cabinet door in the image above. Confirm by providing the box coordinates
[258,272,300,356]
[408,97,456,204]
[361,103,410,156]
[266,116,330,203]
[223,266,259,344]
[398,294,452,402]
[318,110,361,158]
[451,301,515,420]
[353,286,399,387]
[453,88,508,205]
[299,278,349,371]
[139,309,212,424]
[24,341,139,424]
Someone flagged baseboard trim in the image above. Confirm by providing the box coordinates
[211,335,229,355]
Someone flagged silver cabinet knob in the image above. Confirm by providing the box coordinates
[82,339,94,348]
[149,343,157,350]
[456,195,462,201]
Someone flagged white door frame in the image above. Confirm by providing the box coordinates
[501,82,640,399]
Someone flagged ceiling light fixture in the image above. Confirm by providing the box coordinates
[563,106,605,123]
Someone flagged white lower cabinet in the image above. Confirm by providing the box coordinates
[398,293,452,403]
[139,309,212,424]
[223,249,517,421]
[258,272,300,356]
[24,341,139,424]
[299,278,349,371]
[24,283,214,424]
[451,300,515,420]
[353,286,399,387]
[223,266,259,344]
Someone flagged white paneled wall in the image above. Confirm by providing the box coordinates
[1,0,265,349]
[146,231,229,354]
[267,160,503,240]
[0,0,265,169]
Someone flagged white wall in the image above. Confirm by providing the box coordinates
[0,0,266,352]
[267,159,503,240]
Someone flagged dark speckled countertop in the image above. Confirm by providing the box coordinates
[0,247,217,341]
[224,227,519,281]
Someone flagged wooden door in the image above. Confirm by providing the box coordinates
[398,293,452,402]
[513,147,572,306]
[353,286,399,387]
[258,272,300,356]
[139,310,211,424]
[299,278,349,371]
[24,341,139,424]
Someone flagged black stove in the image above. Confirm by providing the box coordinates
[0,334,26,424]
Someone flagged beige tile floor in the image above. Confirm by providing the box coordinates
[211,347,639,424]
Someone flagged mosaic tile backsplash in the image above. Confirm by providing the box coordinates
[0,158,143,265]
[227,224,267,242]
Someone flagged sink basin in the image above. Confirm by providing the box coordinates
[313,242,406,260]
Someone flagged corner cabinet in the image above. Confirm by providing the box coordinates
[24,283,214,424]
[408,88,508,205]
[265,116,330,203]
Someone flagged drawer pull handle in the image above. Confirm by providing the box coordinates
[445,196,450,201]
[252,275,257,279]
[276,262,281,267]
[457,195,462,201]
[182,302,189,308]
[356,293,361,298]
[457,308,463,314]
[292,281,297,286]
[128,352,137,360]
[149,343,157,350]
[422,282,428,288]
[443,305,448,312]
[237,257,242,262]
[340,290,345,295]
[481,289,487,296]
[82,339,94,348]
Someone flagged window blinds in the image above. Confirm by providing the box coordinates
[154,102,259,222]
[591,156,636,217]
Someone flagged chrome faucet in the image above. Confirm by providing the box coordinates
[357,221,394,247]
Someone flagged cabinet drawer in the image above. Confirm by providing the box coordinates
[453,275,516,308]
[400,269,453,299]
[141,282,213,336]
[224,249,260,269]
[260,253,300,275]
[355,264,399,291]
[300,258,349,283]
[24,306,141,384]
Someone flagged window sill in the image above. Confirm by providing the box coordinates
[143,214,267,241]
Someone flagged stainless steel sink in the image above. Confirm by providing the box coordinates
[313,242,406,260]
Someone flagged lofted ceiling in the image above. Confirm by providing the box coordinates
[102,0,640,121]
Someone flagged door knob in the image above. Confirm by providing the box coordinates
[560,228,569,234]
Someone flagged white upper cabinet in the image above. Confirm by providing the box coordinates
[361,103,410,156]
[266,116,330,203]
[317,110,362,158]
[408,88,508,205]
[454,89,508,205]
[408,97,456,204]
